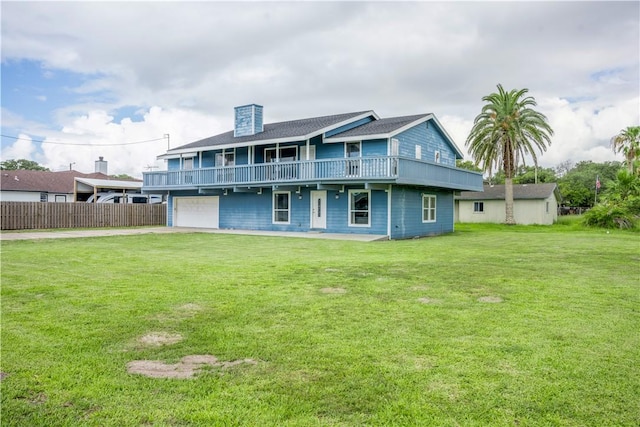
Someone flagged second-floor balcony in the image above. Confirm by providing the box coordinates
[143,156,483,192]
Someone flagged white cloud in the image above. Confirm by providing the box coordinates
[35,107,221,176]
[1,1,638,175]
[1,134,38,161]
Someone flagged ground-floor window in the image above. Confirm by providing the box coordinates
[422,194,436,222]
[473,201,484,213]
[349,189,370,226]
[273,191,290,224]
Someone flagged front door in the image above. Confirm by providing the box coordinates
[310,190,327,229]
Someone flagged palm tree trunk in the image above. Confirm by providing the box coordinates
[504,177,516,225]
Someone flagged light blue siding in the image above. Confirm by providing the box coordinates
[361,139,387,156]
[201,152,215,168]
[396,121,456,167]
[324,187,387,235]
[317,141,344,159]
[167,158,180,170]
[389,186,454,239]
[168,186,388,235]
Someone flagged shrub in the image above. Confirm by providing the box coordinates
[582,201,638,229]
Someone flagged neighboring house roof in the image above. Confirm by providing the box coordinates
[162,111,377,156]
[0,170,118,193]
[458,183,560,200]
[74,177,142,191]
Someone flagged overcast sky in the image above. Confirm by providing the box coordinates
[1,1,638,177]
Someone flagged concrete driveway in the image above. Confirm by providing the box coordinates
[0,227,388,242]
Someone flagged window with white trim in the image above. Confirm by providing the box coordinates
[422,194,436,223]
[434,151,441,164]
[215,149,235,167]
[349,189,370,226]
[415,145,422,159]
[273,191,290,224]
[265,146,298,162]
[345,142,361,177]
[473,201,484,213]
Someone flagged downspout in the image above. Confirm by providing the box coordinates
[387,184,392,239]
[167,190,171,227]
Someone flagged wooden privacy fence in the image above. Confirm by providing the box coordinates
[1,202,167,230]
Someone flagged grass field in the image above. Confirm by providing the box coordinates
[1,223,639,426]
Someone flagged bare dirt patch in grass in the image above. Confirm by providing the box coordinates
[411,286,430,291]
[320,287,346,294]
[478,296,503,303]
[418,297,441,304]
[137,332,183,346]
[127,355,257,379]
[177,303,202,311]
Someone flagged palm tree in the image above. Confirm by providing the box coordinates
[466,84,553,224]
[611,126,640,174]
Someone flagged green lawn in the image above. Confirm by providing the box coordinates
[1,224,639,426]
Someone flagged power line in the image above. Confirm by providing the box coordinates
[1,134,167,146]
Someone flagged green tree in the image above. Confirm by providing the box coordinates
[111,174,136,180]
[513,165,557,184]
[611,126,640,174]
[0,159,49,171]
[558,161,621,207]
[466,84,554,224]
[485,165,557,185]
[456,160,483,173]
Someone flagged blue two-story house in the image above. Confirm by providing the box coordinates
[142,104,483,239]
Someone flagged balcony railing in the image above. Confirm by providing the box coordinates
[143,157,483,192]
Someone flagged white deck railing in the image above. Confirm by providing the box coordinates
[143,157,483,191]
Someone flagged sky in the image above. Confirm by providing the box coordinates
[1,1,638,178]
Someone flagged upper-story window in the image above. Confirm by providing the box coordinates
[345,141,361,158]
[265,146,298,162]
[216,149,235,167]
[183,157,194,170]
[434,151,441,164]
[345,142,361,176]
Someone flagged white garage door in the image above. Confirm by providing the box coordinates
[173,196,219,228]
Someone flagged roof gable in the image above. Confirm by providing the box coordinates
[324,113,464,158]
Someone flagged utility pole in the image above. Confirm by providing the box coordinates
[69,162,75,171]
[164,134,170,150]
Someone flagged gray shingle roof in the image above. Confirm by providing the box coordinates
[458,183,559,200]
[171,111,373,151]
[326,114,429,139]
[0,170,130,193]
